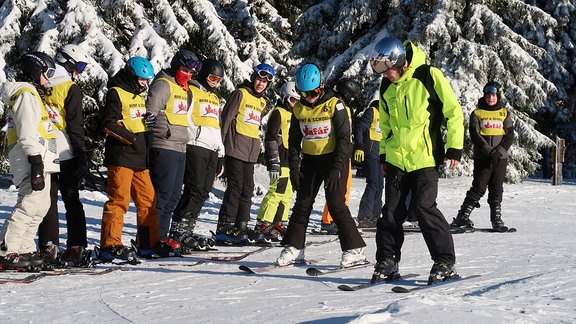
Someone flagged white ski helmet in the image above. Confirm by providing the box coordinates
[280,81,300,102]
[55,44,90,74]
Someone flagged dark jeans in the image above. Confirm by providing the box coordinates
[218,156,255,227]
[376,164,455,265]
[282,155,365,251]
[38,157,87,248]
[173,145,218,223]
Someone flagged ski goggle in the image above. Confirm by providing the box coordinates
[257,70,274,82]
[43,67,56,80]
[183,60,202,72]
[76,62,88,73]
[207,74,222,83]
[298,88,322,99]
[484,85,499,94]
[370,59,395,74]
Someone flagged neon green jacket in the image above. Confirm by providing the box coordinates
[378,40,464,172]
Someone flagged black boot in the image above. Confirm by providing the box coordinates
[490,201,507,231]
[451,200,476,228]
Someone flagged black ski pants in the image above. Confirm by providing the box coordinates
[464,158,507,205]
[376,164,455,265]
[218,156,255,227]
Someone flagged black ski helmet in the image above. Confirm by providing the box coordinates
[334,77,361,106]
[20,51,56,83]
[170,49,201,72]
[198,58,224,90]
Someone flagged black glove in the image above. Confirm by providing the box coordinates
[489,148,500,165]
[28,155,45,191]
[290,169,303,192]
[216,157,225,177]
[142,112,157,127]
[269,158,281,181]
[324,168,341,191]
[74,153,89,183]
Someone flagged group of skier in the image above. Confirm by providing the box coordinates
[0,35,513,285]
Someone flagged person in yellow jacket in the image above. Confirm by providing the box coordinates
[276,64,366,268]
[369,37,464,285]
[0,52,59,269]
[216,63,275,244]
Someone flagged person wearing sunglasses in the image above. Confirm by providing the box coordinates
[169,58,226,252]
[253,81,300,242]
[0,52,59,270]
[369,36,464,286]
[216,63,275,245]
[146,49,201,254]
[451,81,514,232]
[276,64,367,268]
[35,44,93,267]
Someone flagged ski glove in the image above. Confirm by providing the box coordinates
[28,155,45,191]
[290,169,303,192]
[354,149,364,163]
[324,168,341,191]
[142,112,157,127]
[269,158,281,181]
[74,153,89,183]
[216,157,225,178]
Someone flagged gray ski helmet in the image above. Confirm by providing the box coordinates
[20,51,56,82]
[370,37,406,73]
[279,81,300,102]
[334,78,361,105]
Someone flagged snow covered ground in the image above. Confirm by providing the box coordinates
[0,166,575,323]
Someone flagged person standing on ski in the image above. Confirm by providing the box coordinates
[215,63,275,244]
[276,64,366,268]
[451,81,514,231]
[0,52,59,269]
[369,37,464,285]
[254,81,300,241]
[37,44,92,266]
[147,49,201,251]
[170,58,225,251]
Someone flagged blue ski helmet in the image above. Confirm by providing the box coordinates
[295,64,322,92]
[126,56,154,80]
[251,63,275,82]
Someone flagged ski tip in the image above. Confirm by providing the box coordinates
[337,284,356,291]
[306,268,322,276]
[391,286,411,293]
[238,265,255,274]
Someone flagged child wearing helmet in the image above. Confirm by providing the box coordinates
[147,49,201,252]
[254,81,300,241]
[216,62,275,244]
[276,64,367,268]
[169,58,226,251]
[36,44,92,266]
[98,56,175,263]
[0,52,60,270]
[451,81,514,231]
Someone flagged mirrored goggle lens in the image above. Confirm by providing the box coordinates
[485,86,498,94]
[298,88,321,99]
[44,67,56,79]
[76,62,88,73]
[370,59,394,74]
[207,74,222,83]
[257,70,274,82]
[185,60,202,71]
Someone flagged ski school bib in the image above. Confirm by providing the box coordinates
[235,88,266,139]
[110,86,148,134]
[189,85,220,129]
[293,97,342,155]
[276,107,292,149]
[44,80,75,131]
[368,106,382,142]
[156,77,190,127]
[474,108,507,136]
[6,87,56,145]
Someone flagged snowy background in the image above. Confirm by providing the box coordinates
[0,166,575,323]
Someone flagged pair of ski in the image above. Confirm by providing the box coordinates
[338,273,482,292]
[0,267,121,285]
[158,246,275,267]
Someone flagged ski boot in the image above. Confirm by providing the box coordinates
[275,245,305,266]
[340,247,367,268]
[273,222,288,237]
[0,253,32,271]
[215,223,250,245]
[60,246,94,268]
[371,258,399,283]
[428,261,459,285]
[97,245,140,265]
[490,201,508,232]
[320,222,338,234]
[39,241,58,270]
[451,201,477,228]
[254,221,282,242]
[132,239,180,259]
